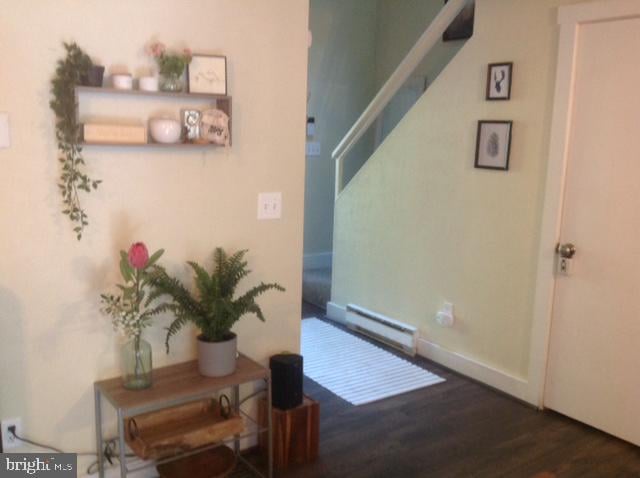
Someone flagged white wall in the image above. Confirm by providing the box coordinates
[332,0,586,384]
[0,0,308,452]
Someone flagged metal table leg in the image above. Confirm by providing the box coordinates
[117,409,127,477]
[233,385,240,455]
[94,386,105,478]
[267,377,273,478]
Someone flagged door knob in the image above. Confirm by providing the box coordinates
[556,242,576,259]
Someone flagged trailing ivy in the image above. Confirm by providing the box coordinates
[50,42,101,240]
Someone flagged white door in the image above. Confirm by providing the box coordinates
[544,15,640,446]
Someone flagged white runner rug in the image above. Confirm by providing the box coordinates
[301,318,445,405]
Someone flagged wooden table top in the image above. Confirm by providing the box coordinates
[95,354,269,415]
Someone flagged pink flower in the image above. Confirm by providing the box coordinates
[147,42,166,58]
[183,48,192,59]
[128,242,149,270]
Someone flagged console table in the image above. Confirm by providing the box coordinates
[94,354,272,477]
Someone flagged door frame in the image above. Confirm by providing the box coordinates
[527,0,640,407]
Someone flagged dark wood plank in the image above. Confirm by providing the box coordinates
[280,313,640,478]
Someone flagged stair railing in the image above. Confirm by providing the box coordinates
[332,0,473,199]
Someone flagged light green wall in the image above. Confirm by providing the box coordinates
[304,0,457,257]
[332,0,585,379]
[304,0,378,256]
[375,0,465,90]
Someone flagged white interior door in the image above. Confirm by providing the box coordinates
[544,15,640,446]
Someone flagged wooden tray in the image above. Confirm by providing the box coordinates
[157,445,236,478]
[125,399,244,460]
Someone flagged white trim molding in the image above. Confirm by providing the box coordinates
[418,339,530,403]
[303,251,332,270]
[327,300,529,402]
[558,0,640,25]
[527,0,640,407]
[326,301,347,325]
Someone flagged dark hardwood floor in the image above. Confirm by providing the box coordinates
[289,302,640,478]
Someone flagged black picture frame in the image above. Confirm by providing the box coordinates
[474,120,512,171]
[486,62,513,100]
[187,54,227,95]
[443,0,475,42]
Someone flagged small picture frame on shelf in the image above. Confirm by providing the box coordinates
[486,62,513,100]
[181,109,202,142]
[475,120,512,171]
[187,54,227,95]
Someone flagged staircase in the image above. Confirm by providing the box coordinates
[333,0,474,196]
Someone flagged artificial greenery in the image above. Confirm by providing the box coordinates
[147,248,285,351]
[148,42,192,78]
[50,42,101,240]
[100,246,166,339]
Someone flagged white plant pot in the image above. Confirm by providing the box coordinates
[197,333,237,377]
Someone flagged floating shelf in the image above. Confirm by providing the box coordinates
[76,85,230,101]
[80,141,223,148]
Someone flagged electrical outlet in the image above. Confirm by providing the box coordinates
[435,302,455,328]
[2,417,22,450]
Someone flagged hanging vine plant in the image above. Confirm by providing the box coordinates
[50,42,101,240]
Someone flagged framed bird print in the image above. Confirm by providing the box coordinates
[187,54,227,95]
[486,62,512,100]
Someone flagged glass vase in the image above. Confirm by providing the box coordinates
[121,336,152,390]
[160,73,184,92]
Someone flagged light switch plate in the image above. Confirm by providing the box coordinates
[0,113,10,149]
[257,192,282,220]
[306,141,320,157]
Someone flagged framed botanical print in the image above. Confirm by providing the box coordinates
[475,120,512,171]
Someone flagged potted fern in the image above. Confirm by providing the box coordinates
[148,248,285,377]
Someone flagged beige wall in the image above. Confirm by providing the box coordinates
[304,0,378,256]
[332,0,585,380]
[0,0,308,452]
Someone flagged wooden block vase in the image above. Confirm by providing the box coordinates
[258,395,319,470]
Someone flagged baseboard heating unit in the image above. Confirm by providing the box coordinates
[345,304,417,356]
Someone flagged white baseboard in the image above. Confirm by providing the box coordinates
[303,251,332,270]
[417,338,532,404]
[324,301,531,404]
[326,301,347,325]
